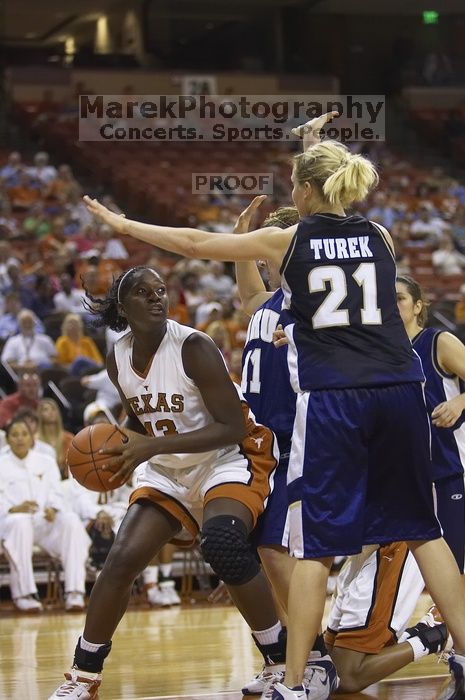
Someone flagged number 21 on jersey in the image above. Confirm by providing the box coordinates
[309,262,382,329]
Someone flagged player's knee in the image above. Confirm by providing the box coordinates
[6,513,34,531]
[103,542,143,585]
[200,515,260,585]
[339,673,364,694]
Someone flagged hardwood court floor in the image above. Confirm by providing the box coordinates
[0,595,450,700]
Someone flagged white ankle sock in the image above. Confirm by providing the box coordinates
[405,636,428,661]
[80,636,105,653]
[252,621,282,645]
[142,566,159,585]
[160,564,172,578]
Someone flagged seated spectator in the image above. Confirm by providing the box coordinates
[3,264,35,309]
[367,191,397,229]
[29,275,57,320]
[14,406,56,459]
[0,151,23,187]
[199,260,235,301]
[409,205,444,245]
[205,320,232,365]
[195,294,223,328]
[22,202,51,239]
[0,292,27,340]
[44,164,80,204]
[98,224,128,260]
[65,189,94,230]
[83,401,116,426]
[0,371,41,429]
[7,170,42,211]
[1,309,57,373]
[55,313,103,376]
[27,151,57,186]
[37,399,74,478]
[0,199,18,237]
[167,285,189,325]
[38,217,70,260]
[69,479,132,571]
[53,272,86,315]
[432,236,465,276]
[80,368,120,411]
[105,325,126,352]
[228,347,243,384]
[181,271,205,323]
[0,240,20,290]
[0,416,90,612]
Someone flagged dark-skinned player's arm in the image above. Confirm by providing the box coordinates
[100,335,246,484]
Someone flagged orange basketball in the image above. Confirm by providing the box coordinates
[67,423,128,492]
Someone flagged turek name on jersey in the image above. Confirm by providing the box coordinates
[310,236,373,260]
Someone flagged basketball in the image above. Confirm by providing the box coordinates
[67,423,128,492]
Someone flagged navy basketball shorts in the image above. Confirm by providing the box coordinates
[435,474,465,573]
[252,454,290,549]
[287,382,442,559]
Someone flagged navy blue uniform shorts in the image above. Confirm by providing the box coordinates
[435,474,465,573]
[287,382,442,559]
[253,455,289,548]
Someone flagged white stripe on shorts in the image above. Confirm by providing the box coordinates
[287,391,310,486]
[288,500,304,559]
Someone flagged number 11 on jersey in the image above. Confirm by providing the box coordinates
[241,348,261,394]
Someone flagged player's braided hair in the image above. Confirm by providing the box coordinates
[83,266,147,331]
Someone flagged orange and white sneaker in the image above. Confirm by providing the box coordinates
[47,669,101,699]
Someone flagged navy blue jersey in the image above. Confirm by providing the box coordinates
[413,327,465,481]
[279,213,424,390]
[241,289,296,456]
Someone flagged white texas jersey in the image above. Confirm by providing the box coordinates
[114,320,235,470]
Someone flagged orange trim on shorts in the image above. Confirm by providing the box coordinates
[324,542,410,655]
[129,486,199,548]
[204,404,278,526]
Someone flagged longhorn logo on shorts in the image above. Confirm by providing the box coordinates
[252,437,264,449]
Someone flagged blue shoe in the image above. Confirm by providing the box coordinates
[304,655,339,699]
[438,654,465,699]
[271,683,306,700]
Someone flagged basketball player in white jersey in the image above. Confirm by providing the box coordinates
[49,266,283,700]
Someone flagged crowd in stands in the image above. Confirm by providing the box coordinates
[1,134,465,611]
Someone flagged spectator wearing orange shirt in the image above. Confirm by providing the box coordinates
[55,313,103,376]
[8,171,42,211]
[167,286,189,325]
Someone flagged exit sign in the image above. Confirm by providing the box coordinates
[423,10,439,24]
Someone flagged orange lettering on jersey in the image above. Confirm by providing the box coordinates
[170,394,184,413]
[144,421,155,437]
[154,393,170,412]
[141,393,157,412]
[128,396,144,415]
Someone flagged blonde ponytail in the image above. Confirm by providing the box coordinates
[293,141,379,209]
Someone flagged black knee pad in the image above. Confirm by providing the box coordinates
[200,515,260,586]
[74,637,112,673]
